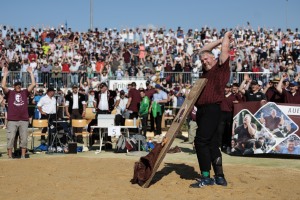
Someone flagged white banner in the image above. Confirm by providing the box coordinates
[109,80,146,91]
[277,105,300,116]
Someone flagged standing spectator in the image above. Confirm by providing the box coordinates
[51,62,62,88]
[2,66,35,159]
[20,59,30,87]
[139,89,150,136]
[65,85,87,143]
[40,61,51,87]
[218,84,237,153]
[37,87,57,145]
[276,74,300,103]
[126,82,141,120]
[239,74,266,102]
[151,84,168,136]
[69,60,79,85]
[114,90,128,126]
[8,58,21,84]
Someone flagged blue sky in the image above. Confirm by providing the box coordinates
[1,0,299,32]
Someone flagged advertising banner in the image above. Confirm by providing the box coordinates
[232,102,300,156]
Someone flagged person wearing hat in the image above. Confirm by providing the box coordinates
[238,74,266,102]
[218,83,238,153]
[65,84,87,143]
[2,66,36,159]
[37,87,57,145]
[276,73,300,103]
[149,84,168,136]
[88,82,116,148]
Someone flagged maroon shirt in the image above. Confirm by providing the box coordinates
[145,88,156,100]
[220,93,237,112]
[196,58,230,106]
[282,90,300,104]
[6,89,30,121]
[128,88,141,112]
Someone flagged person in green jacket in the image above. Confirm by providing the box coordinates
[139,89,150,136]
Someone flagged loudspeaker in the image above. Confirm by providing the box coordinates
[68,142,77,154]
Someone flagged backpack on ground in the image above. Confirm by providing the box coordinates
[115,135,127,153]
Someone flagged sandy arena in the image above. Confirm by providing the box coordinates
[1,137,300,200]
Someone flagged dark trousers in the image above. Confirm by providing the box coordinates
[150,111,155,132]
[195,104,222,172]
[154,113,162,135]
[140,114,148,136]
[217,111,233,149]
[41,113,56,145]
[70,109,83,141]
[115,114,125,126]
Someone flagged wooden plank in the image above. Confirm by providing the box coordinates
[142,78,207,188]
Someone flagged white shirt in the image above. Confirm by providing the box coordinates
[65,93,86,109]
[98,91,109,111]
[116,96,128,115]
[37,94,56,114]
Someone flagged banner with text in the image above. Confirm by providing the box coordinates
[109,80,147,91]
[232,102,300,157]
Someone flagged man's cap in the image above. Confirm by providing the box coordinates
[290,81,299,87]
[13,82,22,87]
[100,82,108,88]
[72,84,78,89]
[38,89,44,93]
[120,90,125,95]
[251,80,259,85]
[155,84,162,89]
[47,87,55,92]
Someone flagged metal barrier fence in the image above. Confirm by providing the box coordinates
[1,71,296,88]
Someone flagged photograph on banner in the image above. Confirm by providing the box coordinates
[231,109,276,156]
[268,134,300,155]
[254,102,299,138]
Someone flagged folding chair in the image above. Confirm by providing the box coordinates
[30,119,48,150]
[85,108,96,124]
[124,118,141,137]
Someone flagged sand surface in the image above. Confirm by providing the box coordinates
[1,154,300,200]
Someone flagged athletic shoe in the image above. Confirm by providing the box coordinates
[189,177,214,188]
[213,175,227,186]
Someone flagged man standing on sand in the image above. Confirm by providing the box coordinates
[190,32,232,188]
[2,66,36,159]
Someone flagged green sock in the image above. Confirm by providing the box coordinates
[201,171,210,178]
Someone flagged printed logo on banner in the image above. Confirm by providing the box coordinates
[231,109,276,156]
[254,102,299,139]
[267,134,300,155]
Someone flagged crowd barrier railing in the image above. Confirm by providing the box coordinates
[1,71,296,88]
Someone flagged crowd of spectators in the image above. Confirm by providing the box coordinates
[0,24,300,124]
[1,24,300,88]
